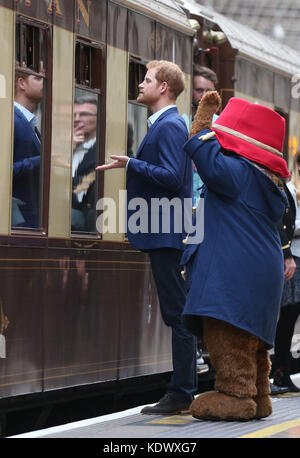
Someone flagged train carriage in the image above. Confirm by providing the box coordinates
[0,0,194,434]
[0,0,299,437]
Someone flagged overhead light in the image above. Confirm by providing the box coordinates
[189,19,200,31]
[203,30,227,45]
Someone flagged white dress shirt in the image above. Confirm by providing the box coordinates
[73,137,96,202]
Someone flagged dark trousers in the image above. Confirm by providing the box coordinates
[273,302,300,370]
[148,247,197,402]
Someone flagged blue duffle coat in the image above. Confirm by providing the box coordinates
[181,129,287,348]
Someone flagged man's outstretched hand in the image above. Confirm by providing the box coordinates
[96,155,129,171]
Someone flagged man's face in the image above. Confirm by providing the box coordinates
[192,75,215,107]
[137,68,162,107]
[22,75,44,103]
[74,102,97,140]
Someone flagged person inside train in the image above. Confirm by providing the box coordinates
[182,91,290,421]
[192,66,219,207]
[96,60,198,415]
[192,65,218,119]
[72,95,98,232]
[272,148,300,393]
[13,71,43,228]
[192,65,219,375]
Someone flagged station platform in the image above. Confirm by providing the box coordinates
[11,375,300,439]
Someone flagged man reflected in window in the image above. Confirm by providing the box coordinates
[12,72,43,228]
[72,96,98,232]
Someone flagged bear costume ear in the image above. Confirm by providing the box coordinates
[190,91,221,137]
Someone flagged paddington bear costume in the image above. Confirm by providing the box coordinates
[181,94,290,420]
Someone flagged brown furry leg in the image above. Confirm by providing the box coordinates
[191,317,258,421]
[254,344,272,418]
[204,317,259,398]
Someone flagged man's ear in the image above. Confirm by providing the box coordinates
[160,81,168,95]
[16,77,25,90]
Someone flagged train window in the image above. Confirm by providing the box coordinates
[127,57,148,158]
[12,18,49,230]
[276,108,289,162]
[15,21,46,73]
[72,40,104,234]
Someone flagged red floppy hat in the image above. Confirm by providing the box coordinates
[211,98,290,178]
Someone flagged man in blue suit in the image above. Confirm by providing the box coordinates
[97,60,197,414]
[13,72,43,228]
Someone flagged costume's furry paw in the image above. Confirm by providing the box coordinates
[190,90,221,137]
[190,391,257,421]
[254,395,272,418]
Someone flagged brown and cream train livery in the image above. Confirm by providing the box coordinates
[0,0,193,402]
[0,0,300,415]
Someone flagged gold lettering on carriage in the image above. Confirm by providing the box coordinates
[14,0,32,6]
[15,1,92,28]
[47,0,63,16]
[77,0,92,27]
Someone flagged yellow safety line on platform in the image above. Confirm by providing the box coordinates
[239,418,300,438]
[147,415,193,425]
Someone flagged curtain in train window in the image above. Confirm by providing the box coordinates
[12,19,48,230]
[72,40,103,234]
[127,57,148,158]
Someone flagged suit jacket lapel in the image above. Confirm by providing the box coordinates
[136,107,178,159]
[14,106,40,154]
[136,125,154,159]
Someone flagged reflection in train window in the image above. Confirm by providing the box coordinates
[72,40,104,234]
[12,18,48,230]
[127,57,148,158]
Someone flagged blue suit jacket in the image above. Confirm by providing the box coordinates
[126,107,193,251]
[13,106,40,228]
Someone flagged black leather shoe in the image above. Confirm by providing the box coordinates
[273,375,300,393]
[141,394,191,415]
[270,382,289,395]
[272,367,300,393]
[277,381,300,393]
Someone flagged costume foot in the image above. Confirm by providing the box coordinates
[190,391,257,421]
[141,394,191,415]
[254,395,272,418]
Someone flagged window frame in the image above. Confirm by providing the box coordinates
[12,15,53,236]
[127,55,149,158]
[71,37,106,239]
